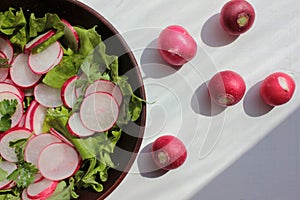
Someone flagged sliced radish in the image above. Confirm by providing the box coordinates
[67,112,95,137]
[61,75,78,109]
[17,114,26,128]
[0,68,8,82]
[0,161,17,189]
[23,88,34,97]
[49,128,74,147]
[0,82,24,100]
[24,100,38,130]
[0,36,13,64]
[75,73,88,98]
[0,91,24,128]
[30,104,47,135]
[80,92,119,132]
[61,19,79,51]
[28,41,62,74]
[26,178,58,199]
[34,84,63,108]
[10,53,42,88]
[54,47,64,66]
[38,142,80,181]
[3,78,13,84]
[22,189,32,200]
[24,133,61,166]
[24,30,56,53]
[33,173,43,183]
[0,128,32,162]
[85,80,123,106]
[2,180,16,189]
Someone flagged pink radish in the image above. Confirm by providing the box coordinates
[10,53,42,88]
[260,72,296,106]
[85,80,123,106]
[61,19,79,51]
[22,189,32,200]
[2,180,16,190]
[157,25,197,66]
[26,178,58,199]
[61,75,78,109]
[0,82,24,100]
[0,69,8,82]
[24,30,56,53]
[0,161,17,189]
[30,104,47,134]
[3,78,13,84]
[79,92,119,132]
[17,114,26,128]
[0,36,13,64]
[49,128,74,147]
[0,128,32,162]
[152,135,187,170]
[67,112,95,137]
[24,133,61,166]
[220,0,255,35]
[208,70,246,107]
[33,173,43,183]
[75,73,88,98]
[0,91,24,128]
[38,142,80,181]
[34,84,63,108]
[28,41,62,74]
[24,100,38,130]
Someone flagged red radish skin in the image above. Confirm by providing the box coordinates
[220,0,255,35]
[0,82,24,100]
[0,161,17,189]
[61,75,78,109]
[26,178,58,199]
[260,72,296,106]
[152,135,187,170]
[30,104,47,135]
[61,19,80,51]
[67,112,95,137]
[0,68,8,82]
[24,100,39,130]
[49,128,74,147]
[208,70,246,107]
[0,36,14,64]
[0,128,32,162]
[24,30,56,53]
[158,25,197,66]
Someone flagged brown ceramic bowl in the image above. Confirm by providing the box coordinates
[0,0,146,199]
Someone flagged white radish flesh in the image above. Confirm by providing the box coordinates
[0,82,24,100]
[30,104,47,135]
[24,100,38,130]
[67,112,95,137]
[28,41,62,74]
[80,92,119,132]
[0,37,13,64]
[24,133,61,166]
[0,91,24,128]
[10,53,42,88]
[85,80,123,106]
[0,128,32,162]
[75,73,88,98]
[34,84,63,108]
[24,30,56,53]
[0,161,17,189]
[26,178,58,199]
[61,19,79,51]
[38,142,80,181]
[22,189,32,200]
[49,128,74,147]
[61,75,78,109]
[0,68,8,82]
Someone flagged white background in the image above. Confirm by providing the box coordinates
[79,0,300,199]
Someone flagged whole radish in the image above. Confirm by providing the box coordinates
[157,25,197,66]
[152,135,187,170]
[220,0,255,35]
[260,72,296,106]
[208,70,246,107]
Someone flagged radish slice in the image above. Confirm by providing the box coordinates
[0,91,24,128]
[53,47,63,66]
[0,82,24,100]
[34,84,63,108]
[17,114,26,128]
[38,142,80,181]
[67,113,95,137]
[24,133,61,166]
[61,75,78,109]
[75,73,88,98]
[80,92,119,132]
[0,128,32,162]
[85,80,123,106]
[22,189,32,200]
[26,178,58,199]
[24,100,38,130]
[49,128,74,147]
[24,30,56,53]
[0,37,13,64]
[2,180,16,190]
[3,78,13,84]
[0,68,8,82]
[10,53,42,88]
[30,104,47,135]
[33,173,43,183]
[0,161,17,189]
[61,19,79,51]
[28,41,62,74]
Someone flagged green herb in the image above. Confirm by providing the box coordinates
[0,99,18,132]
[7,138,38,189]
[0,57,10,68]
